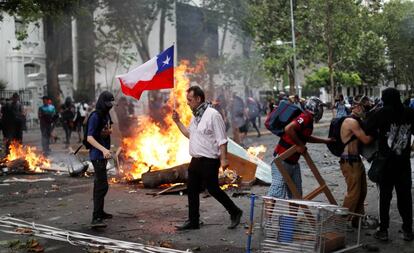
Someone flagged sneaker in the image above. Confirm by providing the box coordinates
[374,229,388,241]
[403,231,414,241]
[91,218,107,228]
[101,212,113,219]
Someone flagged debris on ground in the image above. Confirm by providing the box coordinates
[2,177,55,183]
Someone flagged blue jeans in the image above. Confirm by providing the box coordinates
[267,159,302,199]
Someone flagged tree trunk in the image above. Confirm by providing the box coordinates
[219,18,229,57]
[288,64,295,95]
[77,0,97,101]
[326,0,335,113]
[159,3,166,52]
[44,16,62,107]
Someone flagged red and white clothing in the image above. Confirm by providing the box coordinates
[188,107,228,159]
[274,111,314,164]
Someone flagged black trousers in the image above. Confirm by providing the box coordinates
[378,158,412,233]
[92,159,109,220]
[187,157,240,224]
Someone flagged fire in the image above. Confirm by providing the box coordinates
[6,141,50,172]
[247,145,267,159]
[121,61,196,179]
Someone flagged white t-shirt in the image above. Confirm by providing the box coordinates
[188,107,228,159]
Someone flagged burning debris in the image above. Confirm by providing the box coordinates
[0,141,50,175]
[118,61,194,181]
[109,61,272,190]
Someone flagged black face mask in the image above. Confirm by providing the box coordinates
[96,91,115,113]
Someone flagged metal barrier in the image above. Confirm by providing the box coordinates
[246,195,363,253]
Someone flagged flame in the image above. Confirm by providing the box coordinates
[220,184,239,190]
[6,141,50,172]
[121,61,197,180]
[247,145,267,159]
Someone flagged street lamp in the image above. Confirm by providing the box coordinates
[273,0,301,98]
[289,0,301,98]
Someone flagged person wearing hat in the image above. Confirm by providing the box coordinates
[38,96,56,156]
[85,91,115,228]
[338,94,373,228]
[268,97,333,199]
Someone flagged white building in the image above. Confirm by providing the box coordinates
[0,13,46,91]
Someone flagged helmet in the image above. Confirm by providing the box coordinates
[304,97,323,114]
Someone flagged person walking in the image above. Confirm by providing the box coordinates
[61,97,75,148]
[366,88,414,242]
[172,85,243,230]
[247,97,261,137]
[334,94,349,118]
[38,96,56,156]
[268,97,333,199]
[1,93,25,154]
[86,91,115,228]
[338,95,373,228]
[74,101,89,143]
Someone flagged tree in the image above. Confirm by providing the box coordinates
[380,0,414,93]
[306,0,363,103]
[354,31,387,86]
[247,0,300,95]
[305,67,361,93]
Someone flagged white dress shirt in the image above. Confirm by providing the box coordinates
[188,107,228,159]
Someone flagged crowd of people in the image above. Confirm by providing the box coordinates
[0,87,413,243]
[266,88,414,243]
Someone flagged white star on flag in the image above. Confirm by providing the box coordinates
[162,55,171,66]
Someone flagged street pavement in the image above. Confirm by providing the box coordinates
[0,110,414,252]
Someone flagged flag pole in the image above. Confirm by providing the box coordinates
[173,42,176,111]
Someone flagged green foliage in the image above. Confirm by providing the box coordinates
[305,67,361,90]
[379,0,414,90]
[247,1,297,79]
[0,0,79,22]
[354,31,387,86]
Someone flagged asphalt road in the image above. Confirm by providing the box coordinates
[1,111,414,253]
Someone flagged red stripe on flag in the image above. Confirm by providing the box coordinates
[119,67,174,100]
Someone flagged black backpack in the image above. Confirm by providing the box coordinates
[82,111,112,150]
[326,116,357,157]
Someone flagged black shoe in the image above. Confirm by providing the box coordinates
[403,231,414,241]
[91,218,107,228]
[374,229,388,241]
[101,212,113,219]
[175,220,200,231]
[228,209,243,229]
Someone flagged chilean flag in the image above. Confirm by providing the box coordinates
[117,45,174,100]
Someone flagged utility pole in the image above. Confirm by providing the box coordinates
[290,0,301,98]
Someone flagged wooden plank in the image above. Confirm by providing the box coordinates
[272,146,337,205]
[227,152,257,184]
[304,185,326,200]
[303,151,337,205]
[274,158,302,198]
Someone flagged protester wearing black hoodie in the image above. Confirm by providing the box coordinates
[366,88,414,242]
[86,91,114,228]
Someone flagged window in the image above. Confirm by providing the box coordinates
[24,63,41,86]
[24,64,40,76]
